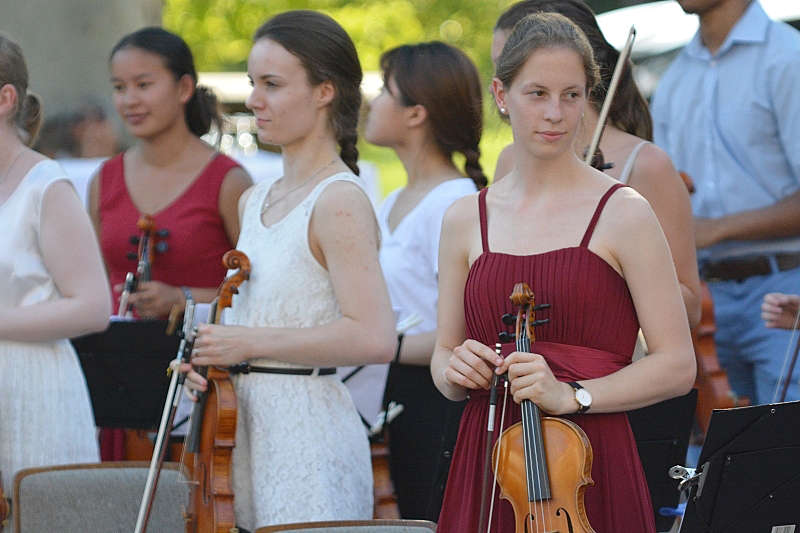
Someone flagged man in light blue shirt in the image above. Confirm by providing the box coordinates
[652,0,800,405]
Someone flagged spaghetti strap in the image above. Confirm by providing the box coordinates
[478,188,490,253]
[580,183,627,248]
[618,141,648,185]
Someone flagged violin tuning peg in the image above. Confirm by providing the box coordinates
[155,241,169,253]
[501,313,515,325]
[532,318,549,327]
[157,229,170,238]
[533,303,551,311]
[129,235,140,245]
[126,252,138,261]
[498,331,514,343]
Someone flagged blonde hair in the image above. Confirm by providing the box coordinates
[0,33,42,145]
[495,12,600,95]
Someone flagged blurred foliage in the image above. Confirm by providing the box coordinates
[163,0,636,195]
[164,0,522,78]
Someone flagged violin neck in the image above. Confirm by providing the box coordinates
[517,335,552,502]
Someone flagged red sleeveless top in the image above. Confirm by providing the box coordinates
[437,184,656,532]
[98,153,241,313]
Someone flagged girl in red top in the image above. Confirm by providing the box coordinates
[89,27,252,319]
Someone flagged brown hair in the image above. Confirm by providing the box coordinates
[381,42,487,189]
[111,27,221,138]
[495,0,653,140]
[496,12,600,97]
[0,33,42,146]
[255,11,362,175]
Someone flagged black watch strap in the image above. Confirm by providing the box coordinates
[567,381,590,414]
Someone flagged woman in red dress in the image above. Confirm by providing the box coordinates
[432,13,696,532]
[87,27,252,460]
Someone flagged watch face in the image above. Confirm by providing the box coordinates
[576,388,592,407]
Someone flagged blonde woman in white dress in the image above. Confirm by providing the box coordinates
[0,34,110,496]
[182,11,396,531]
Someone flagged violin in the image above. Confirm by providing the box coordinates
[118,214,170,317]
[678,172,748,433]
[490,283,595,533]
[183,249,250,533]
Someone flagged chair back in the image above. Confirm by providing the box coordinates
[12,461,186,533]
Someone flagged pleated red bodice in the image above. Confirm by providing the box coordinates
[437,184,656,533]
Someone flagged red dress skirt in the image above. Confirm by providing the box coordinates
[437,185,655,533]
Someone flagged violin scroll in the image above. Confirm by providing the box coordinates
[214,250,251,322]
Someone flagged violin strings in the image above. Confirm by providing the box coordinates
[487,378,509,533]
[772,305,800,403]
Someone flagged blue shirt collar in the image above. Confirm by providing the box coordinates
[685,0,769,60]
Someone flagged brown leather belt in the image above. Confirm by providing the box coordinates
[702,253,800,282]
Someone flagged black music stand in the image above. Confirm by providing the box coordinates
[679,400,800,533]
[628,389,698,532]
[71,319,180,429]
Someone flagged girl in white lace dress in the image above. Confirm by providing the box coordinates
[183,11,396,531]
[0,34,110,496]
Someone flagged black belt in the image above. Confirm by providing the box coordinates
[228,363,337,376]
[702,252,800,282]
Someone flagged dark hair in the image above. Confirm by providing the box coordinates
[495,0,653,140]
[254,11,362,175]
[110,27,220,138]
[0,33,42,146]
[496,12,599,97]
[381,42,487,189]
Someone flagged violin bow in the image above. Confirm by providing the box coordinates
[134,298,197,533]
[583,26,637,166]
[772,302,800,403]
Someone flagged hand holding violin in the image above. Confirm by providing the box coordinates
[443,339,504,391]
[181,323,254,399]
[496,351,577,415]
[115,280,183,318]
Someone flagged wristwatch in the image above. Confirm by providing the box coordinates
[568,381,592,414]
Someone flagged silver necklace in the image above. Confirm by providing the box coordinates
[261,157,338,214]
[0,148,24,186]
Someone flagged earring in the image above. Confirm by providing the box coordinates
[500,107,507,114]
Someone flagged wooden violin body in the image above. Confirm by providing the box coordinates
[184,366,238,532]
[488,283,595,533]
[183,250,249,533]
[493,416,595,533]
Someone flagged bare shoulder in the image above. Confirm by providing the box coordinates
[314,178,373,216]
[635,143,677,175]
[442,191,480,230]
[222,165,253,188]
[604,185,657,229]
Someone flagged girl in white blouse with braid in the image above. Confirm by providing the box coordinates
[363,41,487,520]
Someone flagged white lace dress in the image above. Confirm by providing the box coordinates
[0,161,99,495]
[227,173,373,530]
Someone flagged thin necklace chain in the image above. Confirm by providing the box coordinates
[0,148,24,186]
[261,157,338,214]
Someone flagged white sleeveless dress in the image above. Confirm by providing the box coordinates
[0,160,99,495]
[227,173,373,530]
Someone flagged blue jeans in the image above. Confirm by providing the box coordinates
[709,265,800,405]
